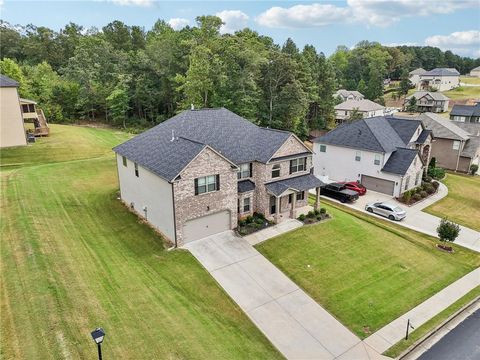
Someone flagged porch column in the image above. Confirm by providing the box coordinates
[274,196,280,224]
[290,192,297,219]
[314,187,320,210]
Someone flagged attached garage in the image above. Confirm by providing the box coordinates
[182,210,231,244]
[361,175,395,195]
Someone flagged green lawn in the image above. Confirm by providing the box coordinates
[443,85,480,100]
[424,173,480,232]
[460,76,480,85]
[0,125,279,359]
[256,201,480,339]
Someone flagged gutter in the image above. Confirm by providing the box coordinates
[454,140,463,171]
[171,182,178,248]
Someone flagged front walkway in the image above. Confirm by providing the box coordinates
[243,219,303,245]
[184,231,388,359]
[365,267,480,353]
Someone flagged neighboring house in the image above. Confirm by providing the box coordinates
[470,66,480,77]
[417,68,460,91]
[313,116,430,197]
[449,103,480,123]
[19,98,49,136]
[0,74,27,148]
[404,91,450,113]
[409,68,426,86]
[113,108,323,246]
[334,89,365,102]
[418,113,480,173]
[334,99,385,122]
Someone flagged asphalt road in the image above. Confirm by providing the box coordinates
[418,308,480,360]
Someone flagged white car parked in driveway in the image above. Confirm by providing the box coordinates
[365,202,406,221]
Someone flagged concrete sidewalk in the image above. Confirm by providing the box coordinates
[364,267,480,354]
[184,231,390,359]
[243,219,303,245]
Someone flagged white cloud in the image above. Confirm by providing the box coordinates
[425,30,480,57]
[111,0,153,6]
[167,18,190,30]
[216,10,249,34]
[256,0,477,28]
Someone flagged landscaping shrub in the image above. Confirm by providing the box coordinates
[412,193,422,201]
[402,190,412,204]
[307,210,315,218]
[253,212,265,220]
[419,190,428,198]
[298,214,306,221]
[314,208,320,216]
[245,215,253,224]
[470,164,479,175]
[320,207,327,214]
[426,186,435,195]
[255,218,264,225]
[437,217,460,243]
[432,181,440,190]
[428,167,445,180]
[238,219,246,227]
[316,215,322,220]
[422,175,432,183]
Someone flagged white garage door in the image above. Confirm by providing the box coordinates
[182,210,231,244]
[361,175,395,195]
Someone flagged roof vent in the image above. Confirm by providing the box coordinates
[170,130,175,142]
[191,104,195,110]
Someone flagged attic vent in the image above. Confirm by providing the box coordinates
[171,130,175,142]
[191,104,195,110]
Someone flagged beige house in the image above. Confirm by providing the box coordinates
[408,68,426,87]
[417,68,460,92]
[334,89,365,102]
[404,91,450,113]
[0,74,27,148]
[470,66,480,77]
[334,99,385,123]
[114,108,323,246]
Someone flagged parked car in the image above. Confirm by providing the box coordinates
[321,183,359,203]
[338,181,367,195]
[365,202,406,221]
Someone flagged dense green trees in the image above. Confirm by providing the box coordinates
[1,18,478,136]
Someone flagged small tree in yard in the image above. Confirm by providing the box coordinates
[437,218,460,246]
[470,164,478,175]
[429,157,436,169]
[406,96,417,112]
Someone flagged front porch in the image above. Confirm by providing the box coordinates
[268,204,314,223]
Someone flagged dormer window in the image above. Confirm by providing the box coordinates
[238,163,252,179]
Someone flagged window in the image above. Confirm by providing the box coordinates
[29,104,35,112]
[404,176,410,191]
[319,145,327,153]
[355,151,361,161]
[374,154,381,165]
[296,191,305,201]
[452,140,460,150]
[415,171,421,185]
[122,156,127,167]
[134,163,139,177]
[453,116,465,122]
[21,104,29,113]
[288,194,293,204]
[237,163,252,179]
[289,157,307,174]
[243,197,250,213]
[195,175,219,195]
[345,111,348,115]
[271,164,281,178]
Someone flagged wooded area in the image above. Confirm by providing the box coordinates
[1,17,479,137]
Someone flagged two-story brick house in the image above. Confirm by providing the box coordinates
[113,108,322,246]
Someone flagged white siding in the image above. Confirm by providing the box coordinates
[116,154,176,241]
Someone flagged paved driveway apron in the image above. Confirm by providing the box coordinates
[183,231,367,359]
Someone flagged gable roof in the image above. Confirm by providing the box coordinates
[382,148,419,175]
[461,136,480,158]
[406,91,449,101]
[334,99,385,112]
[418,113,470,141]
[409,68,426,75]
[313,116,415,153]
[453,122,480,136]
[335,89,364,98]
[113,108,305,182]
[471,66,480,72]
[386,118,422,144]
[264,174,323,196]
[0,74,19,87]
[450,103,480,117]
[421,68,460,77]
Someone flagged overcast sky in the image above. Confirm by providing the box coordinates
[1,0,479,57]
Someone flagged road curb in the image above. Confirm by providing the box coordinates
[398,295,480,360]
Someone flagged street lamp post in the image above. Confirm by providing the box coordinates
[91,328,105,360]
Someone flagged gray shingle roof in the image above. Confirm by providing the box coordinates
[0,74,19,87]
[419,113,470,140]
[421,68,460,76]
[238,180,255,193]
[264,174,324,196]
[406,91,449,101]
[471,66,480,71]
[113,108,298,181]
[454,122,480,136]
[386,118,422,145]
[409,68,426,75]
[335,89,364,99]
[450,103,480,117]
[334,99,385,112]
[416,129,431,144]
[382,148,419,175]
[461,136,480,158]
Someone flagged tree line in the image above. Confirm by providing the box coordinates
[1,17,478,138]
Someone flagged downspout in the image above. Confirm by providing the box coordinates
[454,140,463,172]
[171,182,178,248]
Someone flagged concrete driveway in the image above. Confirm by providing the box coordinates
[325,185,480,253]
[183,231,386,359]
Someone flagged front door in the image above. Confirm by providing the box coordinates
[270,196,276,215]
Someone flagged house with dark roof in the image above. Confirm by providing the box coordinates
[417,113,480,173]
[113,107,323,246]
[450,102,480,123]
[417,68,460,91]
[0,74,27,148]
[313,116,430,197]
[404,91,450,113]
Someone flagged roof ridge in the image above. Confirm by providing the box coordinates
[363,118,393,152]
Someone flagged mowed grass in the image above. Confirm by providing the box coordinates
[460,76,480,85]
[256,201,480,338]
[424,173,480,232]
[0,126,280,359]
[443,85,480,100]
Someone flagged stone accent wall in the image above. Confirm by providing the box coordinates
[271,134,309,158]
[173,147,238,245]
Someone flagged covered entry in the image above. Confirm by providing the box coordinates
[182,210,231,244]
[361,175,395,195]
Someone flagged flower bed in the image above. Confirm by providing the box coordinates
[297,207,330,224]
[237,213,274,236]
[398,179,440,205]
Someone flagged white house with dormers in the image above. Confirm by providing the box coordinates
[313,116,431,197]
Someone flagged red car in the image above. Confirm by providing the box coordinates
[338,181,367,195]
